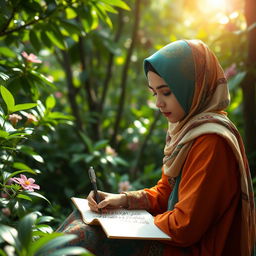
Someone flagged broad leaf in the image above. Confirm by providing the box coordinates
[0,86,15,113]
[13,103,37,112]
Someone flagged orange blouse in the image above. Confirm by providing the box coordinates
[128,134,241,256]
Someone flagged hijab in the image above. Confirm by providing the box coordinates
[144,39,255,256]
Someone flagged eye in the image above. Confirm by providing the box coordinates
[152,92,157,96]
[163,91,171,96]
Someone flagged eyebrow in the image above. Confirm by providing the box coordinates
[148,84,169,90]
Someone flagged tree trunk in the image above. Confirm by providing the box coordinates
[242,0,256,173]
[111,0,141,147]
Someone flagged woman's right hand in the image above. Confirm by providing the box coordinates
[87,190,128,212]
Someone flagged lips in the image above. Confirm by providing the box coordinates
[162,112,171,117]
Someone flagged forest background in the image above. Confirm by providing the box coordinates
[0,0,256,255]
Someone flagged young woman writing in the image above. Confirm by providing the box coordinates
[57,39,255,256]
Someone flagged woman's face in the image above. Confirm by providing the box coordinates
[147,71,186,123]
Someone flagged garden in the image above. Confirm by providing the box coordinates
[0,0,255,255]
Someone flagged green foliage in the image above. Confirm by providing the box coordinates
[0,0,255,253]
[0,212,92,256]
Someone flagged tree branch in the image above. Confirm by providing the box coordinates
[99,9,124,112]
[111,0,141,147]
[61,50,83,131]
[130,111,162,178]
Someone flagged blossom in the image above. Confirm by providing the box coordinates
[11,174,40,191]
[21,51,42,63]
[224,63,237,80]
[118,181,132,193]
[2,207,11,216]
[22,112,38,124]
[8,114,22,126]
[105,146,117,157]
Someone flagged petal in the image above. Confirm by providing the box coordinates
[27,178,35,183]
[20,174,27,181]
[31,184,40,190]
[21,51,28,58]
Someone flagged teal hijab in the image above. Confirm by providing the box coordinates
[144,40,195,114]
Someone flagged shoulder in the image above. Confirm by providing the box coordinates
[191,133,232,154]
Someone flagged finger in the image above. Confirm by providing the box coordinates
[98,199,110,209]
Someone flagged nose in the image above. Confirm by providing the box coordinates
[156,95,165,109]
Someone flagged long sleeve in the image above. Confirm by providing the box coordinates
[154,134,240,247]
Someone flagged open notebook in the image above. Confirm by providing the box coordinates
[71,197,171,240]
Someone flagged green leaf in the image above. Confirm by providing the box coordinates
[29,30,41,52]
[0,86,15,113]
[0,224,18,246]
[30,71,56,89]
[17,194,32,201]
[45,95,56,109]
[0,72,10,81]
[33,234,77,255]
[45,27,66,50]
[65,7,77,19]
[79,132,93,153]
[17,213,37,251]
[40,31,53,49]
[47,112,74,120]
[25,191,51,204]
[46,246,88,256]
[0,47,16,58]
[94,140,109,150]
[0,130,9,139]
[29,233,62,255]
[13,162,32,170]
[100,0,131,10]
[13,103,37,112]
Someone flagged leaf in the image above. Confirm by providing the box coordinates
[13,103,37,112]
[33,234,77,255]
[29,233,62,255]
[25,191,51,205]
[46,246,88,256]
[13,162,32,170]
[30,70,55,88]
[45,26,66,50]
[17,194,32,201]
[29,30,41,52]
[65,7,77,19]
[17,213,37,251]
[0,86,15,113]
[40,31,53,49]
[79,132,93,153]
[94,140,109,150]
[45,95,56,109]
[0,130,9,139]
[0,72,10,81]
[100,0,131,10]
[47,112,74,120]
[0,224,18,246]
[0,47,16,58]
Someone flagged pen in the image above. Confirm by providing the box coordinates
[88,166,102,213]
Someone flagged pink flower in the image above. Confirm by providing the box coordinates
[118,181,132,193]
[21,51,42,63]
[54,91,63,98]
[22,112,38,124]
[11,174,40,191]
[105,146,117,157]
[8,114,22,126]
[224,63,237,80]
[2,208,11,216]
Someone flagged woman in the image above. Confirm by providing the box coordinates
[57,40,255,256]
